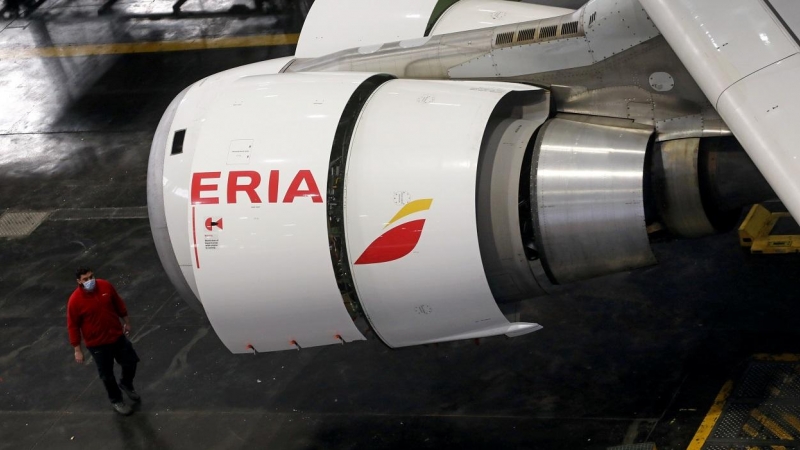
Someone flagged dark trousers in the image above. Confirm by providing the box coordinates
[87,336,140,403]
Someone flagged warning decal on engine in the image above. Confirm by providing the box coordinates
[204,234,219,250]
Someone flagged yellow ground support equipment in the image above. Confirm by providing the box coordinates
[738,204,800,254]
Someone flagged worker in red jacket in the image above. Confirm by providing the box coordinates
[68,267,141,416]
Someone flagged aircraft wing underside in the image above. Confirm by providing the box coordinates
[640,0,800,226]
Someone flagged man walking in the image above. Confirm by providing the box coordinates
[67,267,141,415]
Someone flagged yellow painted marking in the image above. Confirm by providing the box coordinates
[739,204,774,246]
[739,205,800,254]
[0,33,299,59]
[751,409,794,440]
[687,380,734,450]
[384,199,433,228]
[772,446,788,450]
[743,423,760,438]
[753,354,800,362]
[782,413,800,434]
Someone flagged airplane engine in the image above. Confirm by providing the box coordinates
[148,69,564,354]
[148,71,773,355]
[650,136,775,240]
[526,118,657,284]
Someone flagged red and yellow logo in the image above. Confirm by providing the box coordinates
[354,199,433,265]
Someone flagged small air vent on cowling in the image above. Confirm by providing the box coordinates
[539,25,557,39]
[588,12,597,27]
[517,28,537,42]
[495,31,514,46]
[560,21,579,35]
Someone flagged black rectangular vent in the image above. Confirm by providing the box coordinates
[171,129,186,155]
[517,27,537,42]
[588,12,597,27]
[495,31,514,46]
[539,25,557,39]
[560,21,579,35]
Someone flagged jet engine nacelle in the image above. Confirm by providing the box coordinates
[148,69,565,354]
[148,0,781,355]
[149,66,773,354]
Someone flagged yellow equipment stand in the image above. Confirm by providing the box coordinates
[738,204,800,254]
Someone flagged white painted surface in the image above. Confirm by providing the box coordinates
[640,0,797,103]
[344,79,542,348]
[160,57,295,302]
[449,36,595,78]
[584,0,661,62]
[296,0,438,58]
[186,72,376,353]
[430,0,572,35]
[641,0,800,225]
[161,85,204,300]
[200,56,295,84]
[716,53,800,223]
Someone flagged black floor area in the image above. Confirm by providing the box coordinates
[1,1,799,449]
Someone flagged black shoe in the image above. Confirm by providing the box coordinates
[118,384,141,402]
[112,401,132,416]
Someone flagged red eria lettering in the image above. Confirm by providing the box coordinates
[191,170,323,205]
[227,171,261,204]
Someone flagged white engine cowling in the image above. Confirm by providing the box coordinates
[148,66,548,354]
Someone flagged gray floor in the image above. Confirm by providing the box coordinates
[1,0,800,449]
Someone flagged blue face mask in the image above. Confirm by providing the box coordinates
[83,279,96,291]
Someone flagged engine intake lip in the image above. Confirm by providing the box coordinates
[147,87,205,314]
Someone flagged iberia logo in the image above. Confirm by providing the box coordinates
[354,199,433,265]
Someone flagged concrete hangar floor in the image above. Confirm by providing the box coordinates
[1,0,800,449]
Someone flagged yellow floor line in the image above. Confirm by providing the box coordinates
[753,354,800,362]
[751,409,795,440]
[687,380,734,450]
[743,423,760,438]
[782,413,800,434]
[0,33,299,59]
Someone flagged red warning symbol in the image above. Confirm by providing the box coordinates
[205,217,223,231]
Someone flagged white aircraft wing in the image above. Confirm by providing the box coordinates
[640,0,800,221]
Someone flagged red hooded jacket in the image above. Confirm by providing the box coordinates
[67,279,128,347]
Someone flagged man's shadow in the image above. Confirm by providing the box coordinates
[113,405,172,450]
